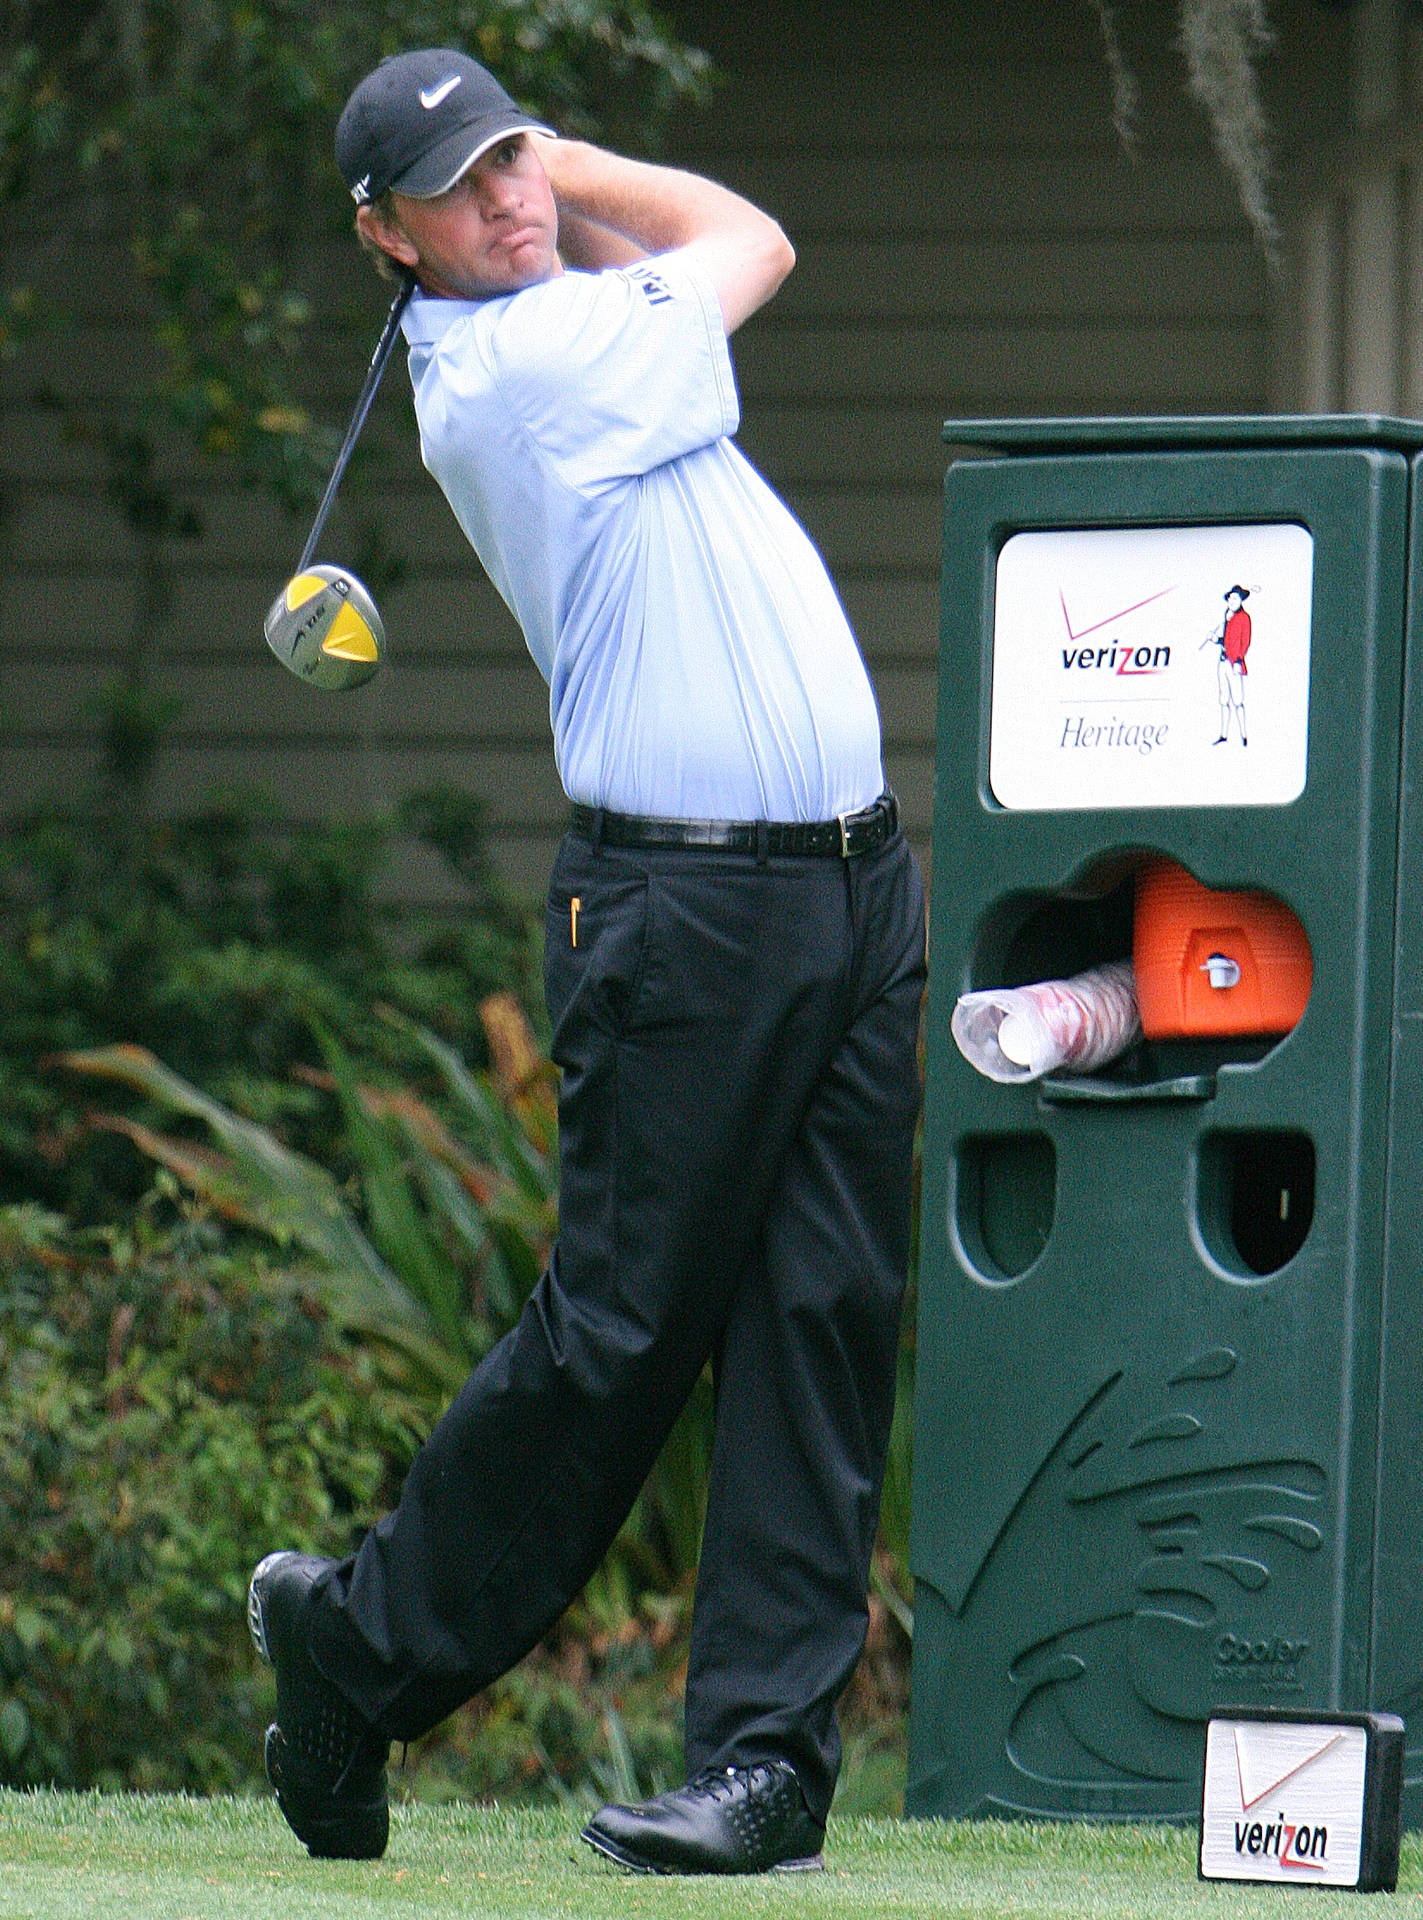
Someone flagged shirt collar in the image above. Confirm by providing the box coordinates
[400,287,495,345]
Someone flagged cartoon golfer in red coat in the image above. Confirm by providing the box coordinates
[1206,584,1251,745]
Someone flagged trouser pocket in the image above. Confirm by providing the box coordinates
[545,841,652,1043]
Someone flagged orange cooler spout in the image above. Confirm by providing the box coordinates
[1132,858,1313,1040]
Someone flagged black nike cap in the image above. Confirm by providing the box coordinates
[336,49,552,204]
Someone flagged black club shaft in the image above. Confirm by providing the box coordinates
[297,272,417,573]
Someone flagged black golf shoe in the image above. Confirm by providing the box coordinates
[247,1550,390,1860]
[580,1760,825,1875]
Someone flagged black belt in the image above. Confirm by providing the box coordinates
[570,790,899,859]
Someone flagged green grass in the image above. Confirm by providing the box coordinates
[3,1793,1423,1919]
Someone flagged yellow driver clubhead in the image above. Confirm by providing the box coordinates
[264,565,384,692]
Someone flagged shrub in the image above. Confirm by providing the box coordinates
[0,787,542,1220]
[0,1201,413,1791]
[58,1008,715,1619]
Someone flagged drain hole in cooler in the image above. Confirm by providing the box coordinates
[1197,1130,1315,1278]
[955,1132,1057,1284]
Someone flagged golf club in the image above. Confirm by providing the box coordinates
[263,271,417,691]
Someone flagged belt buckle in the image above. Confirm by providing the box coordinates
[838,810,854,858]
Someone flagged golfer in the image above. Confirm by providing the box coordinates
[248,47,926,1877]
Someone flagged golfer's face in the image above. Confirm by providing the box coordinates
[392,136,560,298]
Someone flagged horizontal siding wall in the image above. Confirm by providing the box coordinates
[0,0,1343,901]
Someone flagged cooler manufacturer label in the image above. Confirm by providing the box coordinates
[988,523,1313,810]
[1199,1718,1367,1886]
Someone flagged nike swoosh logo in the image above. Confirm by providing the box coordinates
[420,75,462,109]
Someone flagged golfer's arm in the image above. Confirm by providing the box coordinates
[557,210,649,271]
[533,136,794,331]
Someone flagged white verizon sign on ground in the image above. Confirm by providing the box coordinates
[1199,1711,1403,1892]
[989,523,1314,811]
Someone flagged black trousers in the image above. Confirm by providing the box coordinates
[307,825,926,1821]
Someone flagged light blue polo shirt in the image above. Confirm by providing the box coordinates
[401,250,884,823]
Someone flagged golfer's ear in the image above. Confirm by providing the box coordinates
[357,202,419,271]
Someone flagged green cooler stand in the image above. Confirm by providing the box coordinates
[906,416,1423,1824]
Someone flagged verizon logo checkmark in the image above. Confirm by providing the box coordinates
[1234,1727,1346,1812]
[1058,584,1178,643]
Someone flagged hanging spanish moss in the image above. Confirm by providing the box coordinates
[1179,0,1280,265]
[1087,0,1141,153]
[1088,0,1281,267]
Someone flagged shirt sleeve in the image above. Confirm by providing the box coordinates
[476,250,741,493]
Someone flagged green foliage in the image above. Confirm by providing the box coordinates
[415,1622,688,1809]
[0,785,541,1221]
[57,1008,718,1612]
[55,1007,557,1385]
[0,1200,412,1791]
